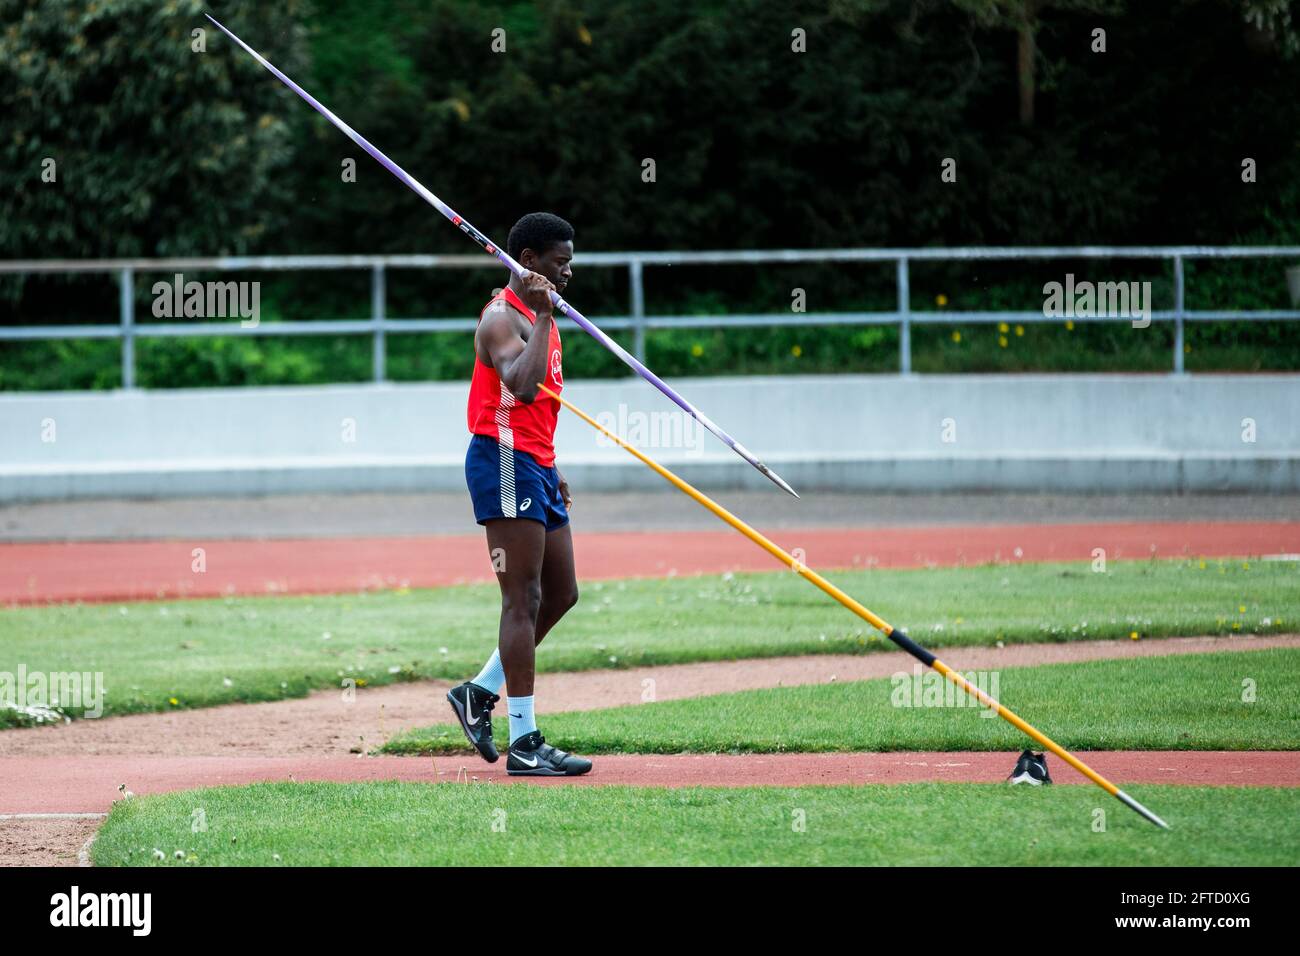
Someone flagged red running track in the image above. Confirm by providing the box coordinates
[4,751,1298,814]
[2,521,1297,606]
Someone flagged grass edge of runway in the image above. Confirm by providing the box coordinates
[382,648,1300,755]
[89,780,1300,867]
[3,558,1296,727]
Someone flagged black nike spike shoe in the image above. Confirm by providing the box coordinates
[1007,749,1052,785]
[446,681,500,763]
[506,731,593,776]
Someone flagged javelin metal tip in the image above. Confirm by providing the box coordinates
[761,465,800,499]
[1117,790,1171,830]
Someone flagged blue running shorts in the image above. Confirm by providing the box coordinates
[465,433,569,532]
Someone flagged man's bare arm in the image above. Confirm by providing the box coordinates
[476,273,555,404]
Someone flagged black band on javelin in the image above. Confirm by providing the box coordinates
[887,629,936,667]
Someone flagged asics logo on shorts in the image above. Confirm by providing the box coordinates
[520,497,533,511]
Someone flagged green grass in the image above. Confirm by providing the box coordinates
[2,558,1295,727]
[89,780,1300,867]
[384,648,1300,755]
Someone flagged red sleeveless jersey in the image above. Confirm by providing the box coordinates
[467,286,563,467]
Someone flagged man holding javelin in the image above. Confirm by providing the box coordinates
[446,212,592,776]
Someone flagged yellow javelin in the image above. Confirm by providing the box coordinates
[541,384,1169,830]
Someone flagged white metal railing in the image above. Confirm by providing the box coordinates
[2,246,1299,386]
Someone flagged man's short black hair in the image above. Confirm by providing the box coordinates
[507,212,574,261]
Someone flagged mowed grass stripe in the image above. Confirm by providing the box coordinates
[384,649,1300,755]
[2,558,1295,726]
[91,780,1300,867]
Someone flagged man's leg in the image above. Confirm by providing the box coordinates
[484,518,546,700]
[447,516,543,762]
[533,523,579,647]
[491,517,592,776]
[472,515,575,695]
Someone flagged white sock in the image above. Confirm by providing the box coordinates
[508,695,537,744]
[470,649,505,695]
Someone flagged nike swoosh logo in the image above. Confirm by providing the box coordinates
[509,713,522,718]
[513,753,538,767]
[464,690,478,725]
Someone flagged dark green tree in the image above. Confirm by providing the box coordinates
[0,0,308,262]
[953,0,1125,125]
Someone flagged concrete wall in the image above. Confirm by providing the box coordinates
[1,374,1297,499]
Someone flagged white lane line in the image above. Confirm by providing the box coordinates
[0,812,108,819]
[78,832,98,867]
